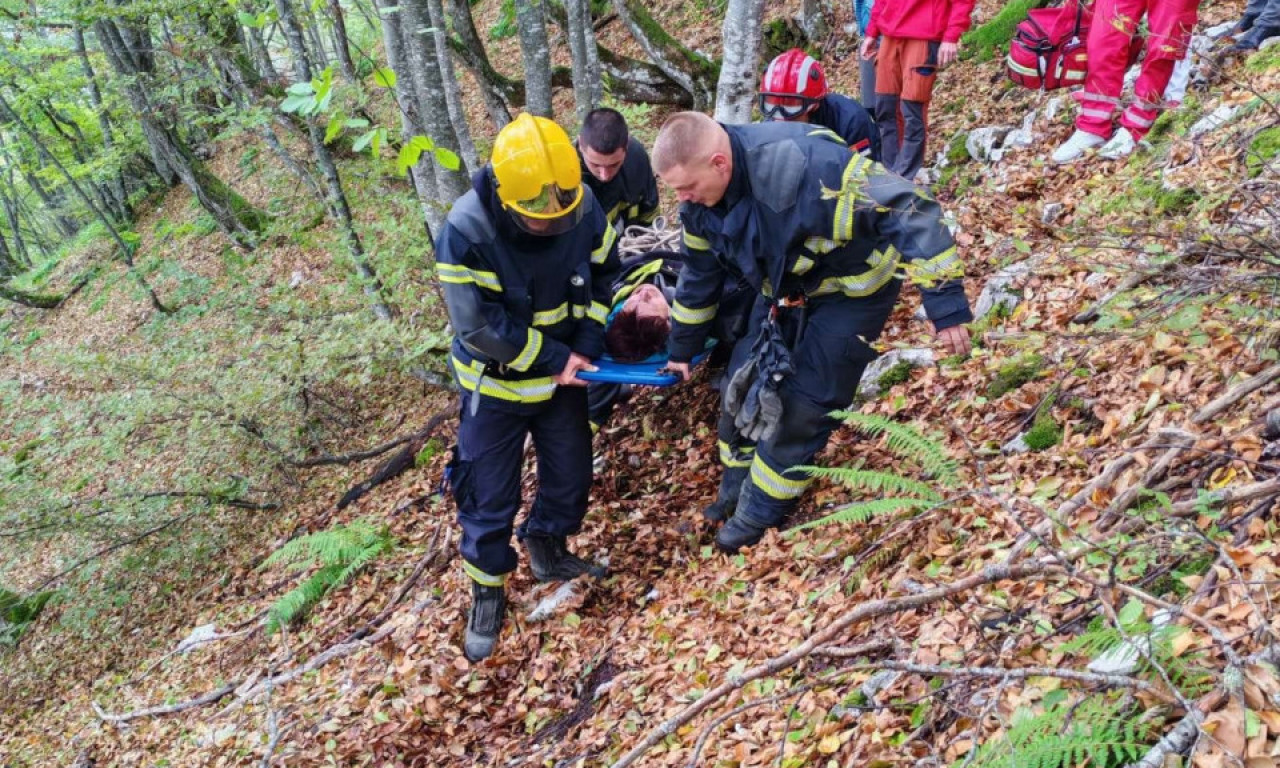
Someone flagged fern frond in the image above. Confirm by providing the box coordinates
[800,466,943,501]
[788,497,932,533]
[831,411,959,483]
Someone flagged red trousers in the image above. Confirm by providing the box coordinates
[1075,0,1198,139]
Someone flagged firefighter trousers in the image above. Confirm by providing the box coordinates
[450,387,593,579]
[718,279,902,530]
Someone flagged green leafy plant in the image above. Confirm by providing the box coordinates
[970,695,1152,768]
[791,412,958,532]
[0,587,56,646]
[260,519,395,633]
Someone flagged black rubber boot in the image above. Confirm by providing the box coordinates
[524,535,606,582]
[702,466,749,523]
[464,581,505,662]
[715,515,768,554]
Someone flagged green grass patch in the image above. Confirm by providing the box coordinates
[1023,403,1062,451]
[988,354,1044,398]
[961,0,1048,63]
[1247,125,1280,177]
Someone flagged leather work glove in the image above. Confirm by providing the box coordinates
[724,353,759,416]
[751,383,785,443]
[734,376,764,436]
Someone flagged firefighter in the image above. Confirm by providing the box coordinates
[651,112,972,553]
[1051,0,1200,163]
[439,113,620,662]
[759,48,882,161]
[578,108,660,230]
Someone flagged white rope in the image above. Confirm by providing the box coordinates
[619,216,682,260]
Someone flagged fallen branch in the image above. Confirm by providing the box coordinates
[823,659,1171,700]
[290,413,446,468]
[93,683,236,724]
[1124,690,1226,768]
[1192,362,1280,425]
[607,560,1057,768]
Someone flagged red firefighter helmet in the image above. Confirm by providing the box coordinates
[759,49,829,120]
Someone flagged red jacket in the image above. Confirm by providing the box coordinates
[866,0,977,43]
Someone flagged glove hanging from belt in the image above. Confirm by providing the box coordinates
[727,302,798,443]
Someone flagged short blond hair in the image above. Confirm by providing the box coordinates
[652,112,720,174]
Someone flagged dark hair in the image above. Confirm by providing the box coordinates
[580,108,630,155]
[605,309,670,362]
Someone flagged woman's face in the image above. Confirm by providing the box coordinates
[623,284,670,323]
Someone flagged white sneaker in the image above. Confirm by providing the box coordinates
[1099,127,1138,160]
[1051,130,1106,164]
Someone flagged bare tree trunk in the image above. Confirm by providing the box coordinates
[72,26,131,223]
[0,178,30,265]
[800,0,829,43]
[445,0,513,130]
[399,0,468,206]
[611,0,716,109]
[425,0,478,175]
[565,0,601,125]
[713,0,764,123]
[273,0,394,321]
[514,0,552,116]
[93,18,266,249]
[326,0,359,80]
[300,1,330,71]
[0,90,170,312]
[375,0,440,228]
[245,18,280,83]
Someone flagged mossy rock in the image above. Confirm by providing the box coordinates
[987,354,1044,399]
[1023,406,1062,451]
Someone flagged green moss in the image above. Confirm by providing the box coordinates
[946,132,970,165]
[762,18,809,62]
[415,437,444,468]
[1101,175,1200,216]
[876,360,915,392]
[960,0,1048,63]
[987,354,1044,399]
[1244,44,1280,73]
[1023,404,1062,451]
[1247,126,1280,177]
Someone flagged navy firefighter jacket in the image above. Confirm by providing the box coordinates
[580,136,661,230]
[668,121,972,363]
[438,171,621,407]
[811,93,882,162]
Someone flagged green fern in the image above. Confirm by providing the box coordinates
[1061,616,1213,696]
[829,411,959,483]
[790,497,933,532]
[259,519,394,633]
[790,412,957,535]
[802,467,943,502]
[972,696,1153,768]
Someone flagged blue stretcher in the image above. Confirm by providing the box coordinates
[577,346,712,387]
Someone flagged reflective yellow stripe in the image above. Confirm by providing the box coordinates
[811,246,900,299]
[793,255,815,275]
[606,200,626,224]
[614,260,664,303]
[807,127,845,145]
[719,440,753,468]
[592,223,618,264]
[509,328,543,372]
[832,155,869,242]
[750,455,811,500]
[909,246,963,284]
[635,207,658,225]
[684,231,711,251]
[671,300,717,325]
[438,262,502,292]
[533,303,570,326]
[803,237,838,255]
[463,561,506,587]
[587,301,609,324]
[452,354,557,403]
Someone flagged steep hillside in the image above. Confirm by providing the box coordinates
[3,1,1279,766]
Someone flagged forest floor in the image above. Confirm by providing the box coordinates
[3,0,1280,766]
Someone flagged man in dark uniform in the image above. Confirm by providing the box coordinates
[439,113,620,661]
[759,48,882,161]
[578,108,661,230]
[652,112,971,553]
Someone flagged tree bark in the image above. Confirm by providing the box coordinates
[564,0,600,125]
[0,177,30,266]
[399,0,468,205]
[73,26,131,223]
[514,0,553,116]
[326,0,359,80]
[713,0,764,123]
[425,0,478,175]
[610,0,716,109]
[375,0,440,228]
[92,18,266,250]
[445,0,513,129]
[273,0,395,321]
[799,0,828,43]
